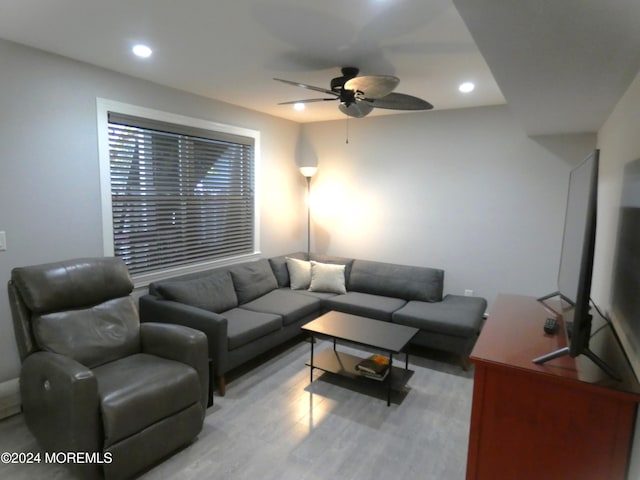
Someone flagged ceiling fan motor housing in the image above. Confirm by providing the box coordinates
[340,89,358,106]
[330,66,360,92]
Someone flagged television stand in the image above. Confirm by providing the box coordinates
[466,294,640,480]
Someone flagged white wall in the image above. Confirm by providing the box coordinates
[301,107,596,307]
[0,39,304,384]
[593,70,640,479]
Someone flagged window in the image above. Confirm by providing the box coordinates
[97,100,260,282]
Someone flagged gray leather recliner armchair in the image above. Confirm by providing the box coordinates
[8,257,209,479]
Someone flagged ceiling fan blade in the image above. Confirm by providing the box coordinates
[344,75,399,99]
[338,101,374,118]
[278,98,337,105]
[273,78,338,96]
[368,92,434,110]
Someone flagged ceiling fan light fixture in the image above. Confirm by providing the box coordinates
[293,102,305,111]
[339,101,373,118]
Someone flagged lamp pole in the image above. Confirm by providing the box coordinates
[299,166,318,256]
[305,176,311,255]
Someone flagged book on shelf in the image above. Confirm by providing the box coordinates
[359,369,390,381]
[355,354,390,379]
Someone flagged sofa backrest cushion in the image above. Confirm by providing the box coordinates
[154,270,238,313]
[32,296,140,368]
[229,259,278,304]
[348,259,444,302]
[269,252,308,287]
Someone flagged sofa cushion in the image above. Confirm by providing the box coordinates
[223,308,282,350]
[93,353,201,448]
[286,257,312,290]
[154,270,238,313]
[289,289,340,300]
[269,252,307,287]
[241,288,321,325]
[309,261,347,294]
[392,295,487,338]
[229,259,278,304]
[323,292,407,321]
[32,297,140,368]
[349,259,444,302]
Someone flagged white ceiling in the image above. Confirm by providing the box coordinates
[1,0,639,134]
[453,0,640,135]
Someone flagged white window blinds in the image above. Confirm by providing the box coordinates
[107,112,255,275]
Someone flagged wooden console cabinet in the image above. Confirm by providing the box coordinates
[466,294,640,480]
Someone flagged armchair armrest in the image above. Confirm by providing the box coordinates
[140,322,209,409]
[20,351,101,454]
[139,294,229,374]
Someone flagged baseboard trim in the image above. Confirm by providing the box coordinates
[0,378,21,419]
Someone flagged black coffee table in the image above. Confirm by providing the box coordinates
[301,311,419,406]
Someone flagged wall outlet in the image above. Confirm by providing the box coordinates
[464,289,474,297]
[0,231,6,251]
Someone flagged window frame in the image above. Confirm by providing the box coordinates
[97,98,261,286]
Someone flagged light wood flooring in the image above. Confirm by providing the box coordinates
[0,339,474,480]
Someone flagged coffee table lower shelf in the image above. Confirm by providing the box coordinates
[306,349,414,404]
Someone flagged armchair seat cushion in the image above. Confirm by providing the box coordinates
[323,292,407,321]
[240,288,321,325]
[223,308,282,350]
[93,353,201,448]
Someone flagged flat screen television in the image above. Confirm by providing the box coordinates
[535,149,619,379]
[609,157,640,382]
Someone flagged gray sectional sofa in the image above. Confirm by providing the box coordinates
[139,252,486,401]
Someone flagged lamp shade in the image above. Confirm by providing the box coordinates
[299,166,318,178]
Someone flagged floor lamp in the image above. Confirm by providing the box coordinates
[299,166,317,255]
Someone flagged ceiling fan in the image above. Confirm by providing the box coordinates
[274,67,434,118]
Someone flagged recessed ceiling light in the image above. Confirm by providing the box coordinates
[294,102,305,111]
[459,82,475,93]
[132,44,152,58]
